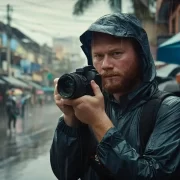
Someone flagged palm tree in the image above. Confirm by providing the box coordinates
[73,0,155,20]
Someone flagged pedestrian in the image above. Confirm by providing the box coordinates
[5,89,19,135]
[50,13,180,180]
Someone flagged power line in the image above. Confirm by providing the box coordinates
[38,0,59,3]
[0,4,71,11]
[12,19,85,36]
[0,1,110,45]
[0,2,105,15]
[11,25,54,44]
[12,17,92,28]
[1,15,84,39]
[0,1,107,22]
[13,9,80,21]
[21,0,53,9]
[12,20,55,38]
[13,19,48,30]
[12,11,95,27]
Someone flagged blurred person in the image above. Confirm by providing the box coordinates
[50,13,180,180]
[5,89,19,135]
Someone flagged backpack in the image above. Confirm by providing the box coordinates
[139,91,173,155]
[6,96,20,116]
[89,91,173,179]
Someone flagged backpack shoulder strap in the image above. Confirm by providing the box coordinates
[140,91,173,155]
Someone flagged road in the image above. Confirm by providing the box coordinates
[0,103,61,180]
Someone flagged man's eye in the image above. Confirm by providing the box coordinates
[113,52,122,56]
[111,52,123,59]
[94,54,103,59]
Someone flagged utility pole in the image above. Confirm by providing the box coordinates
[6,4,13,76]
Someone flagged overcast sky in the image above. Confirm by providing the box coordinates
[0,0,133,46]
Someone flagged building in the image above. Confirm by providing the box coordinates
[52,36,84,73]
[156,0,180,45]
[0,21,53,85]
[0,21,48,91]
[156,0,180,64]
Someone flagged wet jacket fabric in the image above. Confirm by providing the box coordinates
[50,13,180,180]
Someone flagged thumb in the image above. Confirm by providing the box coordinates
[54,78,59,96]
[54,78,59,86]
[91,80,101,96]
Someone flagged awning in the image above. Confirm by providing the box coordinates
[42,86,54,92]
[0,79,5,85]
[28,81,42,89]
[159,32,180,48]
[17,78,42,89]
[157,33,180,64]
[0,76,29,89]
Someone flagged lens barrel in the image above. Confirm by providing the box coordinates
[57,73,87,99]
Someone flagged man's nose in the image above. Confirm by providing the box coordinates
[101,55,113,69]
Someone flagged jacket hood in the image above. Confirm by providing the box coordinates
[80,13,156,83]
[79,13,158,107]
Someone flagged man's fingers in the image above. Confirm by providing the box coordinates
[62,99,73,106]
[55,94,61,100]
[63,97,85,107]
[55,99,63,107]
[91,80,102,97]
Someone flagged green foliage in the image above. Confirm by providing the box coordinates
[73,0,94,15]
[73,0,156,20]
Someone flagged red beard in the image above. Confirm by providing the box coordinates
[101,71,139,94]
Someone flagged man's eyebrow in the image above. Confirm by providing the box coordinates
[92,48,123,54]
[108,48,123,51]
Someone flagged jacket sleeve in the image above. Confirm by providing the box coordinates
[97,97,180,180]
[50,116,94,180]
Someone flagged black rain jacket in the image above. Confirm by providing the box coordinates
[50,13,180,180]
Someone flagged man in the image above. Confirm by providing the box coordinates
[50,13,180,179]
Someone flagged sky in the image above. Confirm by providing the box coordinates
[0,0,133,46]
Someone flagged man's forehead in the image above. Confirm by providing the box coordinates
[92,32,116,40]
[91,32,127,44]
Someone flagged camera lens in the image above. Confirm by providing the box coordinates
[57,75,75,98]
[57,73,87,99]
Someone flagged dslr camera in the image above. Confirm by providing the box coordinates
[57,65,102,99]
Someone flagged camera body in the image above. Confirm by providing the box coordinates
[57,65,102,99]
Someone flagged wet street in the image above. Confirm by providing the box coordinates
[0,103,61,180]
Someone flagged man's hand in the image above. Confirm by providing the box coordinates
[54,78,78,127]
[62,80,114,141]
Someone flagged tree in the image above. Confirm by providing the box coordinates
[73,0,156,20]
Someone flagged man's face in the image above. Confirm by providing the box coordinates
[91,33,140,94]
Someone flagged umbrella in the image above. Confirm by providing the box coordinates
[36,90,44,95]
[14,89,23,95]
[158,80,180,92]
[7,88,23,95]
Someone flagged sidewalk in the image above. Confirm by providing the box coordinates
[0,103,60,135]
[0,103,61,166]
[0,106,8,141]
